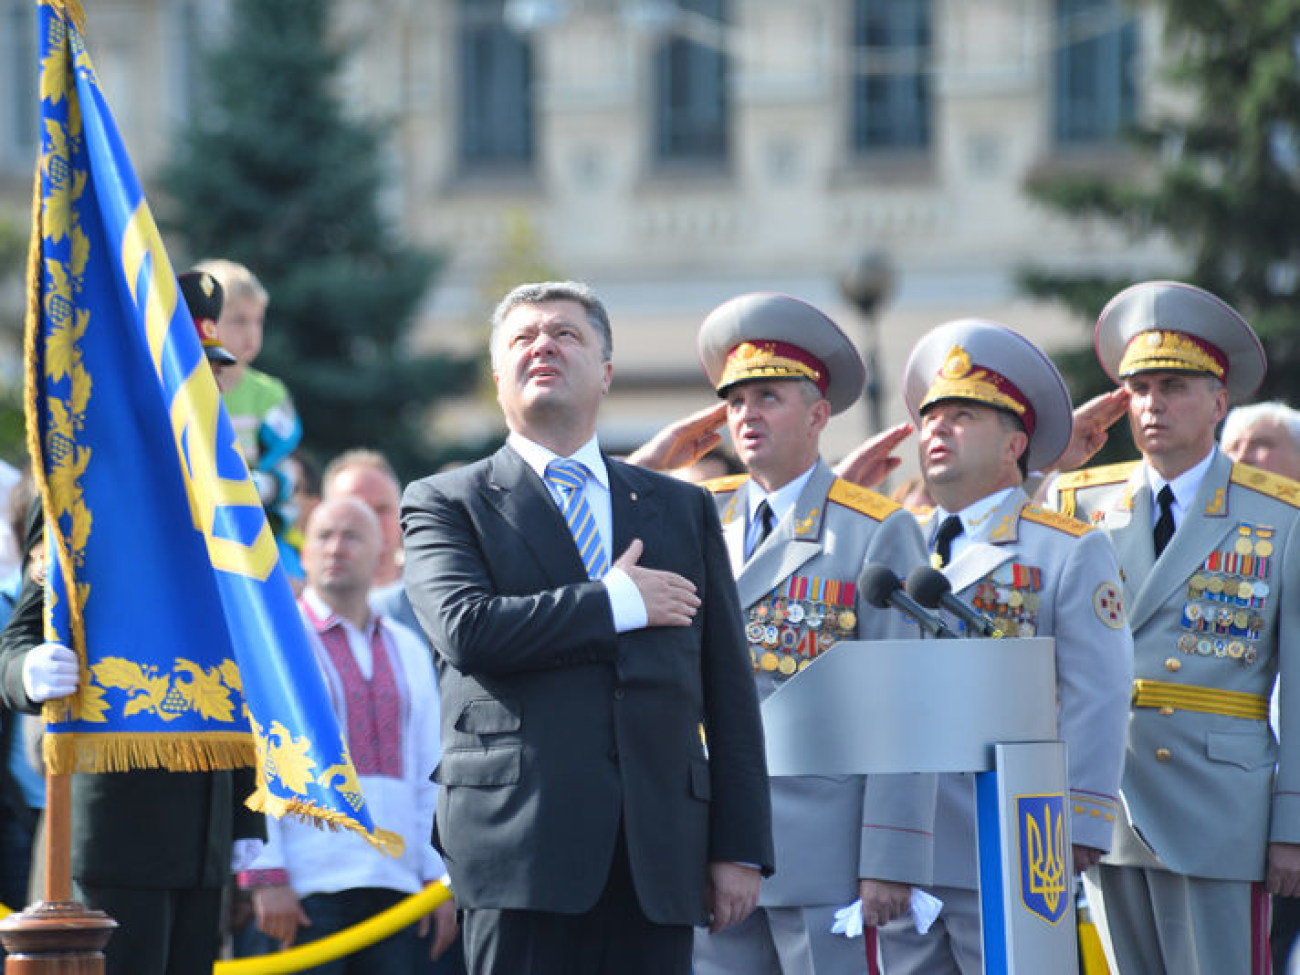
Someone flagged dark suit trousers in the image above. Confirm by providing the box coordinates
[460,827,693,975]
[82,884,221,975]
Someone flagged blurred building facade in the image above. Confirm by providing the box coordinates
[0,0,1178,468]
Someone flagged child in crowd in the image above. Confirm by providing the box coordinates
[193,259,303,578]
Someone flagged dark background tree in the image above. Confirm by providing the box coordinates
[160,0,475,481]
[1020,1,1300,463]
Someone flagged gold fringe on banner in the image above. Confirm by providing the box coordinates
[43,731,256,775]
[245,787,405,857]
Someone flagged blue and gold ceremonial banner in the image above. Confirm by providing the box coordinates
[26,0,399,852]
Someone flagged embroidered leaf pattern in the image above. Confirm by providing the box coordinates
[174,660,235,723]
[266,721,316,794]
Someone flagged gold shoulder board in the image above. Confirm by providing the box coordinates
[827,479,901,521]
[1230,463,1300,509]
[701,473,749,494]
[1053,461,1139,491]
[1021,505,1092,537]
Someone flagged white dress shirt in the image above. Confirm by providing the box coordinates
[507,432,648,632]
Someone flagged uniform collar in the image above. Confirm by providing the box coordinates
[747,462,818,525]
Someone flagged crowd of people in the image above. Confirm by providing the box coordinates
[3,265,1300,975]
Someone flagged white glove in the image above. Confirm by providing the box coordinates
[230,838,266,874]
[22,641,79,703]
[831,889,944,938]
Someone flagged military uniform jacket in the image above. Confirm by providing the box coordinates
[1052,449,1300,881]
[707,460,935,906]
[914,487,1132,890]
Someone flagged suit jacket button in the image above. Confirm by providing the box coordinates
[1164,657,1181,672]
[1155,747,1172,762]
[613,687,625,700]
[608,748,619,763]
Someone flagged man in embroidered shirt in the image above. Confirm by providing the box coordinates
[239,497,454,971]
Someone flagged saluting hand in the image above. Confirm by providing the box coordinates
[615,539,700,627]
[625,403,728,473]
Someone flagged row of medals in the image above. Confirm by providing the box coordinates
[745,595,857,677]
[1177,567,1270,665]
[971,579,1041,638]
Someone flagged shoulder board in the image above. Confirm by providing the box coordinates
[1020,505,1092,537]
[701,473,749,494]
[827,479,902,521]
[1230,463,1300,509]
[1053,461,1139,491]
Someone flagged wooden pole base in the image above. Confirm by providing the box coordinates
[0,900,116,974]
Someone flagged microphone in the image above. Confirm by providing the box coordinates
[905,565,1002,638]
[860,565,956,639]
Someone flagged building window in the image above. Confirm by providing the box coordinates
[851,0,931,153]
[654,0,729,165]
[1055,0,1138,144]
[458,0,535,170]
[4,0,38,170]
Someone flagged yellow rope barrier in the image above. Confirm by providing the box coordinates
[213,881,451,975]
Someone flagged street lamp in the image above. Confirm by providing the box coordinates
[838,250,896,436]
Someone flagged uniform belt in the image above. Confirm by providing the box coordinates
[1131,679,1269,720]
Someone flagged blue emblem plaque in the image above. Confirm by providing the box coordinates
[1017,794,1068,924]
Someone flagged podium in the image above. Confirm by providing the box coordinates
[762,637,1076,975]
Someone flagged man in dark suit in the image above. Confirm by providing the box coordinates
[401,281,774,975]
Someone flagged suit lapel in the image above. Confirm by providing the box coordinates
[1129,450,1232,631]
[944,489,1026,595]
[478,446,586,588]
[735,462,832,609]
[607,459,659,565]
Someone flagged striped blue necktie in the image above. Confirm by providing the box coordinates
[545,458,609,580]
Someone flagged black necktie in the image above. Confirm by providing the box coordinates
[747,500,775,560]
[1153,485,1175,558]
[932,515,964,568]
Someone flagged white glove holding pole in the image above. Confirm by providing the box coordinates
[22,641,79,702]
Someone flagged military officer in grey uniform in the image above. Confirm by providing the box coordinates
[1050,281,1300,975]
[873,319,1133,974]
[669,293,933,974]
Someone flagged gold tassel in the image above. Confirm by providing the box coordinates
[244,789,406,858]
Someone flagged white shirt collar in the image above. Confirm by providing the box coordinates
[302,586,377,636]
[747,462,818,525]
[1146,447,1216,513]
[507,432,609,489]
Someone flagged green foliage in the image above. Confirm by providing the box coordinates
[160,0,475,481]
[1023,0,1300,409]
